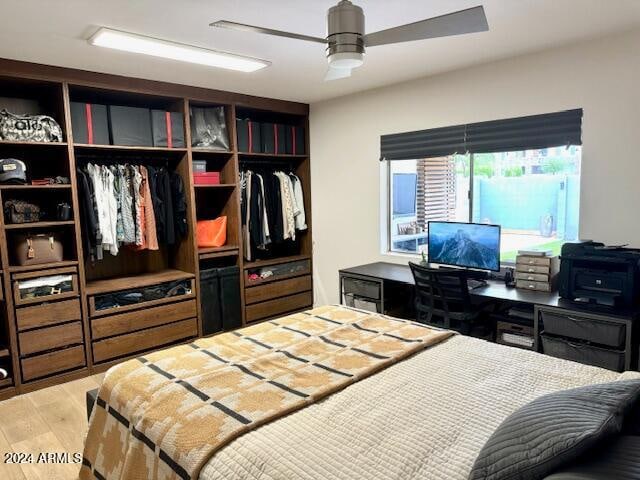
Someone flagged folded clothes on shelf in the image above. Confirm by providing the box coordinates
[94,279,192,311]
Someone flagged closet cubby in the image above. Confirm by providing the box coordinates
[0,58,311,396]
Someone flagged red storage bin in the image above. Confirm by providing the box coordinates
[193,172,220,185]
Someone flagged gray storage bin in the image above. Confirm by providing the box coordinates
[343,277,381,300]
[344,293,381,313]
[540,310,625,348]
[541,333,625,372]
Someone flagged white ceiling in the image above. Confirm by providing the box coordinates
[1,0,640,104]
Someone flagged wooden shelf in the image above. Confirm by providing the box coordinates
[8,260,78,273]
[191,148,234,156]
[0,184,72,190]
[0,377,13,389]
[199,245,239,260]
[244,254,310,270]
[0,140,67,148]
[86,269,195,296]
[194,183,236,189]
[4,220,75,230]
[74,143,188,154]
[0,348,10,358]
[239,152,307,159]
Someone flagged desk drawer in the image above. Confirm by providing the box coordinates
[540,310,625,348]
[21,345,85,381]
[515,264,549,275]
[516,280,551,292]
[16,298,82,331]
[517,256,551,267]
[515,272,549,282]
[343,277,381,300]
[541,334,624,372]
[19,321,84,356]
[91,300,197,340]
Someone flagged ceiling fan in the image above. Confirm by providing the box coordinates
[210,1,488,81]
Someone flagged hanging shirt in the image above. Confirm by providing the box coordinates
[290,173,307,231]
[119,165,136,244]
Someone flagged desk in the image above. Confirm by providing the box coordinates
[339,262,638,371]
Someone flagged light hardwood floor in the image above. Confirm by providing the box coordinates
[0,373,104,480]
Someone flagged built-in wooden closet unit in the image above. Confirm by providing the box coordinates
[0,58,312,399]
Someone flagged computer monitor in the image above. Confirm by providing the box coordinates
[427,221,501,272]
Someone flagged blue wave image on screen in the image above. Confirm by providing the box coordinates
[428,222,500,271]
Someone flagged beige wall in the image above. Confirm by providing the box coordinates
[309,28,640,305]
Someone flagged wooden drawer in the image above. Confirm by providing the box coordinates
[21,345,85,382]
[515,272,549,282]
[515,264,549,275]
[245,275,312,305]
[13,267,79,307]
[516,280,551,292]
[516,256,551,267]
[19,321,83,357]
[16,298,82,332]
[92,300,197,340]
[92,317,198,363]
[246,291,313,323]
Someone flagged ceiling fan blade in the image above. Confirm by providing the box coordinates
[210,20,327,44]
[363,5,488,47]
[324,67,352,81]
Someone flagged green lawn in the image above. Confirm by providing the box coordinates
[501,239,565,263]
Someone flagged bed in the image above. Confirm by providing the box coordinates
[81,305,640,480]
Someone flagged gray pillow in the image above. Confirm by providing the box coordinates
[469,380,640,480]
[544,435,640,480]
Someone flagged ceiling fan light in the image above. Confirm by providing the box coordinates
[89,27,270,72]
[328,52,364,69]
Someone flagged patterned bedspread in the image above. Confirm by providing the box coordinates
[80,305,453,480]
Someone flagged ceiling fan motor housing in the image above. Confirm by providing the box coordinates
[326,0,365,68]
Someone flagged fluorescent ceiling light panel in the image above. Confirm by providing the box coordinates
[89,27,270,72]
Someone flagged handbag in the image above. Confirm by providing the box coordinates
[4,199,41,224]
[0,110,63,143]
[190,107,229,150]
[12,233,63,266]
[196,216,227,247]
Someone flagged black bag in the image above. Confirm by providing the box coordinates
[0,110,63,143]
[4,199,41,224]
[190,107,229,150]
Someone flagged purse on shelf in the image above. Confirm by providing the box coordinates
[12,233,63,266]
[0,109,63,143]
[4,199,41,224]
[196,216,227,248]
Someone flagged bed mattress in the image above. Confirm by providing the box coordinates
[201,334,636,480]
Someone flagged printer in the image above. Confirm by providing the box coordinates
[558,241,640,308]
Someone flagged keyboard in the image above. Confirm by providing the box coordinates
[468,279,488,290]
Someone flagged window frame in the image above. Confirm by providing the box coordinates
[385,150,580,263]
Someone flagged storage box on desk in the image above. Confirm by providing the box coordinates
[193,172,220,185]
[515,254,559,292]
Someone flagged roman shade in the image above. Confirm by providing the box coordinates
[380,109,583,161]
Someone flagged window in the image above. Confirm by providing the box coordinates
[387,146,582,261]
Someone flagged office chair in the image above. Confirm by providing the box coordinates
[408,262,495,337]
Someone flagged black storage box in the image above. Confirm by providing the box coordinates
[541,333,625,372]
[219,266,242,331]
[200,266,242,335]
[540,310,626,348]
[236,118,262,153]
[285,125,306,155]
[261,122,286,154]
[108,105,153,146]
[190,107,229,150]
[151,110,185,148]
[70,102,110,145]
